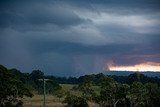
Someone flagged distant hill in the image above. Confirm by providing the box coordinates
[105,71,160,77]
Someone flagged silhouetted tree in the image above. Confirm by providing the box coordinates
[0,65,33,107]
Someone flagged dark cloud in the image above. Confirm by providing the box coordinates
[26,40,135,55]
[0,0,160,76]
[64,0,160,15]
[0,0,89,30]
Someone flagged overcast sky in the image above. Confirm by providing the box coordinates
[0,0,160,76]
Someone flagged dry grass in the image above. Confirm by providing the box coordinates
[88,102,99,107]
[22,84,100,107]
[22,95,99,107]
[22,95,66,107]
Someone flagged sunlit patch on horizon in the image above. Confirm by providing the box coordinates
[108,62,160,72]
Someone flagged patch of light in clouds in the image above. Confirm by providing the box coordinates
[109,62,160,72]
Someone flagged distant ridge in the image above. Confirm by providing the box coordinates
[105,71,160,77]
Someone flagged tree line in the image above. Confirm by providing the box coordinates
[1,64,160,107]
[66,74,160,107]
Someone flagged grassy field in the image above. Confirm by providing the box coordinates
[23,95,65,107]
[60,84,100,95]
[23,95,99,107]
[22,84,100,107]
[60,84,82,96]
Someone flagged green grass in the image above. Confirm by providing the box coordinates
[60,84,82,96]
[60,84,100,96]
[60,84,76,89]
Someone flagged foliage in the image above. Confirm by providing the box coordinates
[0,65,33,107]
[45,75,62,94]
[77,75,95,101]
[1,64,160,107]
[0,64,62,106]
[10,69,62,94]
[64,75,96,107]
[54,89,66,101]
[64,94,88,107]
[98,76,118,106]
[129,82,146,107]
[46,72,160,87]
[111,73,160,85]
[144,83,160,107]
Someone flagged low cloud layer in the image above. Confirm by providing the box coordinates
[0,0,160,76]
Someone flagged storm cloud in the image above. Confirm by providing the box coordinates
[0,0,160,76]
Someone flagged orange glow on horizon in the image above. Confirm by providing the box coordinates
[108,62,160,72]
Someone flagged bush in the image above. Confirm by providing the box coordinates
[64,94,88,107]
